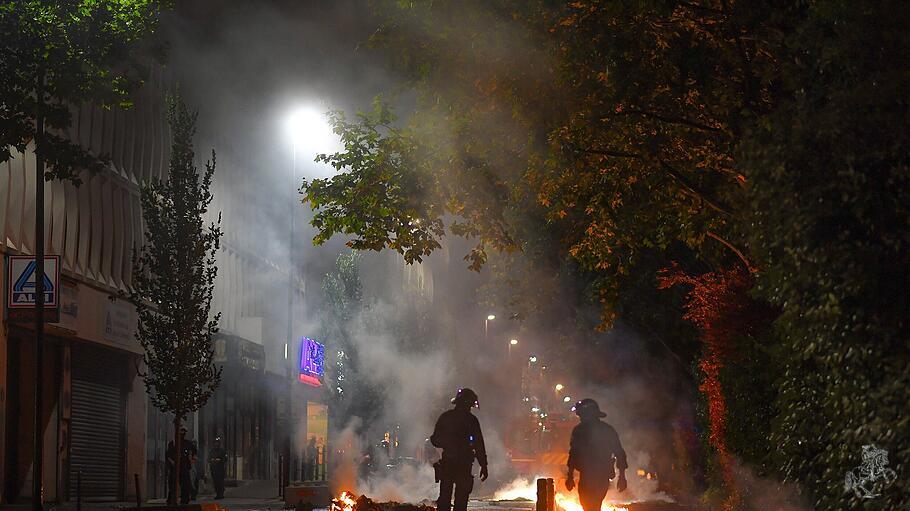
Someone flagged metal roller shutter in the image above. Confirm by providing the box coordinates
[69,345,127,502]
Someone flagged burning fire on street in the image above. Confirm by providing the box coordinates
[493,477,629,511]
[332,491,358,511]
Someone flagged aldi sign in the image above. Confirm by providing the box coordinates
[6,255,60,322]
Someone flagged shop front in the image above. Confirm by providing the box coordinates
[198,333,276,483]
[0,276,145,505]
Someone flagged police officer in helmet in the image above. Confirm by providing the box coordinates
[566,399,628,511]
[431,388,489,511]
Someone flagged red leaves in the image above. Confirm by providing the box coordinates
[659,263,753,509]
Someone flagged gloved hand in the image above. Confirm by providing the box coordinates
[617,473,627,492]
[565,477,575,491]
[480,465,489,481]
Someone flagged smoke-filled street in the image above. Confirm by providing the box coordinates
[1,2,907,511]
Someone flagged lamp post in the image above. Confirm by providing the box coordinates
[484,314,495,339]
[284,105,336,488]
[509,338,518,358]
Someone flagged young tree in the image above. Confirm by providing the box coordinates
[127,96,222,504]
[322,251,383,431]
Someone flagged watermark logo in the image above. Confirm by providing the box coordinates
[844,444,897,499]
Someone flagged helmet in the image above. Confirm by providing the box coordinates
[452,388,479,408]
[572,398,606,418]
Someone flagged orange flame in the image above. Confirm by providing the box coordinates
[494,478,628,511]
[332,491,357,511]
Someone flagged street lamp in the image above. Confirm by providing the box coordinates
[529,355,538,363]
[555,383,564,392]
[283,104,336,488]
[284,106,336,358]
[484,314,496,338]
[564,396,572,403]
[508,338,518,358]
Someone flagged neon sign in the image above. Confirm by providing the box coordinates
[298,337,325,387]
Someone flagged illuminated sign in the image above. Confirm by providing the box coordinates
[298,337,325,387]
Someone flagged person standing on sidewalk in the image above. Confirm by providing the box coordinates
[209,437,227,499]
[167,427,198,505]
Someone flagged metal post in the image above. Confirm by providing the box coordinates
[278,455,284,498]
[284,143,298,496]
[33,72,46,511]
[134,473,142,508]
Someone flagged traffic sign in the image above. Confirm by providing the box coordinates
[6,255,60,322]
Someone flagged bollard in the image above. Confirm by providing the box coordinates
[76,470,82,511]
[278,456,284,498]
[536,478,555,511]
[134,473,142,508]
[546,478,555,511]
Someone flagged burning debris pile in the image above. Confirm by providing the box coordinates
[332,491,436,511]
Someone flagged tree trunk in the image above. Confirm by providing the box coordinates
[172,416,181,505]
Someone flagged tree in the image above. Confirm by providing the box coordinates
[322,251,384,433]
[739,2,910,507]
[127,96,222,504]
[0,0,168,183]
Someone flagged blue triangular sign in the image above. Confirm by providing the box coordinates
[13,260,55,293]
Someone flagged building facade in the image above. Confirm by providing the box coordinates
[0,72,170,504]
[1,71,322,505]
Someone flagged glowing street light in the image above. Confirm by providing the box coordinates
[529,355,538,363]
[555,383,565,392]
[484,314,496,338]
[283,105,339,360]
[283,103,340,493]
[286,106,339,157]
[508,338,518,359]
[564,396,572,403]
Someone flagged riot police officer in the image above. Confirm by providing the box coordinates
[431,388,488,511]
[166,427,197,505]
[565,399,628,511]
[208,437,227,499]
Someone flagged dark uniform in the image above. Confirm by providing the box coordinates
[305,437,319,481]
[431,388,488,511]
[567,399,628,511]
[208,442,227,499]
[167,436,198,504]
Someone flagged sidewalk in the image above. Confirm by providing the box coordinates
[1,480,288,511]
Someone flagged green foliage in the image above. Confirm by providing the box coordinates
[0,0,167,183]
[306,103,447,265]
[740,2,910,507]
[305,98,518,271]
[127,96,222,420]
